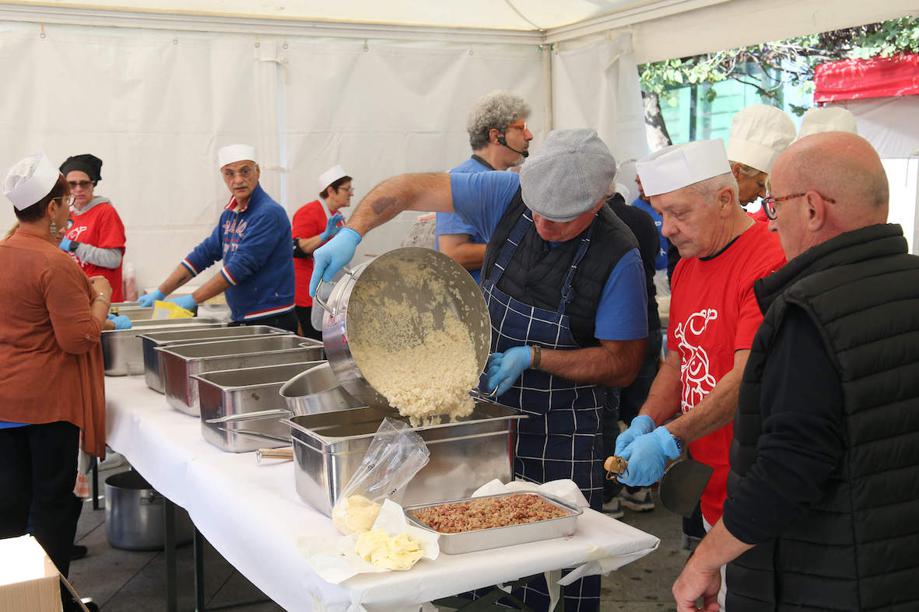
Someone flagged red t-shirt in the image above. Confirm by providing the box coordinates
[291,200,341,307]
[668,221,785,524]
[65,200,126,302]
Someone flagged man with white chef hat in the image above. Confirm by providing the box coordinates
[727,104,797,208]
[138,144,296,331]
[615,139,786,609]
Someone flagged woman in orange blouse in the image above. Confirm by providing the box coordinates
[0,154,111,601]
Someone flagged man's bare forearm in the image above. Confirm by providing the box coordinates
[348,174,453,236]
[158,265,193,296]
[539,339,645,388]
[638,351,683,424]
[438,235,486,270]
[190,273,231,305]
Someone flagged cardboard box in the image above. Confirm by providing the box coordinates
[0,535,61,612]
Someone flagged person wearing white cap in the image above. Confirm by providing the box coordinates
[309,129,648,611]
[726,104,797,212]
[797,105,858,139]
[0,153,111,610]
[290,164,353,338]
[615,139,786,609]
[437,91,533,282]
[137,145,297,331]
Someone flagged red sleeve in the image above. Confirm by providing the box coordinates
[292,202,325,240]
[92,205,126,251]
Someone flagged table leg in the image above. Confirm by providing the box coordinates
[91,457,99,511]
[195,527,206,611]
[163,497,178,612]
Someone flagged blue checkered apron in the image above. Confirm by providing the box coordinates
[480,209,604,611]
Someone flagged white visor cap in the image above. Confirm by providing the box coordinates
[318,165,348,191]
[636,140,731,197]
[218,144,257,169]
[4,153,60,210]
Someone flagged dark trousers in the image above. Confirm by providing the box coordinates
[294,306,322,340]
[0,421,80,578]
[230,309,299,333]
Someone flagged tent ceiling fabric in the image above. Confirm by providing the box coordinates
[16,0,650,30]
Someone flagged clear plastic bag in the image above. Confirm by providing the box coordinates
[331,418,430,534]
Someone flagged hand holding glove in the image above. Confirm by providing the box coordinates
[107,314,133,330]
[167,294,197,312]
[614,414,656,455]
[617,426,682,487]
[137,289,165,308]
[319,213,345,242]
[486,346,533,396]
[309,228,362,296]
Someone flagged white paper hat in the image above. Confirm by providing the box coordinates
[798,107,858,139]
[4,153,60,210]
[636,140,731,197]
[727,105,796,173]
[318,164,348,191]
[217,144,257,168]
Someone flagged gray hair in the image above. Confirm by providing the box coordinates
[466,91,531,150]
[691,172,739,203]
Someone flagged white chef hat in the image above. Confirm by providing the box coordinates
[798,107,858,139]
[318,165,348,191]
[3,153,60,210]
[217,144,257,168]
[727,105,796,173]
[636,140,731,197]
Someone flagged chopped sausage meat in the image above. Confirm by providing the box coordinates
[410,494,570,534]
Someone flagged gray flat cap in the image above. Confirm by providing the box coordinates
[519,129,616,222]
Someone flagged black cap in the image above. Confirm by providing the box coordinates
[60,154,103,183]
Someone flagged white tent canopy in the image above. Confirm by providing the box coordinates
[0,0,914,289]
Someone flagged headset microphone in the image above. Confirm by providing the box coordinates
[497,135,529,158]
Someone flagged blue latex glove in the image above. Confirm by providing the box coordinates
[614,414,656,455]
[319,213,345,242]
[309,227,362,296]
[107,314,132,330]
[59,238,72,252]
[167,294,197,312]
[486,346,533,396]
[137,289,165,307]
[618,426,682,487]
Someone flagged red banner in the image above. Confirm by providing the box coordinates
[814,54,919,103]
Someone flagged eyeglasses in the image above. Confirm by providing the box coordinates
[222,166,255,180]
[762,191,836,220]
[67,180,93,189]
[506,120,528,132]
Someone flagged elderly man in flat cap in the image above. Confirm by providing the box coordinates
[616,139,787,609]
[311,129,647,612]
[673,132,919,612]
[139,145,296,331]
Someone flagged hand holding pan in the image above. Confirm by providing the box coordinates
[603,454,713,519]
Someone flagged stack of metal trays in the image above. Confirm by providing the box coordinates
[404,492,582,554]
[284,399,524,516]
[102,320,223,376]
[194,361,324,453]
[140,325,294,393]
[157,336,325,416]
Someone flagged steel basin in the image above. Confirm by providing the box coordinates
[157,336,324,416]
[279,362,363,415]
[285,399,524,516]
[194,361,324,453]
[102,319,222,376]
[140,325,294,393]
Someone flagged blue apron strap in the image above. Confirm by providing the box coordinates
[557,219,596,315]
[484,209,533,288]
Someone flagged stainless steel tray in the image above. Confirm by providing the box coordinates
[102,320,223,376]
[140,326,294,393]
[108,305,156,321]
[279,362,363,415]
[157,336,325,416]
[284,400,524,516]
[404,492,582,554]
[194,361,324,453]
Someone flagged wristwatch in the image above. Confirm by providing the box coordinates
[67,240,80,252]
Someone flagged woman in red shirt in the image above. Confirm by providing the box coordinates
[291,165,353,339]
[59,154,127,302]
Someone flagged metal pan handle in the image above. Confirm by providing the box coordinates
[256,447,293,463]
[312,266,354,315]
[205,409,290,424]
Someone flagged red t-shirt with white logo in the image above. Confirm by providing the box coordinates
[65,200,126,302]
[668,221,785,524]
[292,200,342,307]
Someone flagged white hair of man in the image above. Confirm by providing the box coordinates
[690,172,739,203]
[466,91,531,150]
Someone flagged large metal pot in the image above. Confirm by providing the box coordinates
[279,362,364,415]
[104,470,193,551]
[314,247,490,407]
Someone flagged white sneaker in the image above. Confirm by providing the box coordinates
[601,496,624,518]
[620,487,655,512]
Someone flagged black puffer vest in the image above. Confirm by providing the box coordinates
[481,189,638,347]
[727,224,919,611]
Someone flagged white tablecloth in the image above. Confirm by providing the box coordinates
[105,376,660,611]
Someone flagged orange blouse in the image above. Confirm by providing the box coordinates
[0,231,107,456]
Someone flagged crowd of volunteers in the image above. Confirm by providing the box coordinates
[1,87,917,612]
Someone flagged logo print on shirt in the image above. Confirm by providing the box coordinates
[674,308,719,413]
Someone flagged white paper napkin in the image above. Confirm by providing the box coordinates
[472,478,589,508]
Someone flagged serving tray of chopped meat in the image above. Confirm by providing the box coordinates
[403,492,582,554]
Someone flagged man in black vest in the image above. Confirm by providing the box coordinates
[311,129,648,611]
[672,131,919,611]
